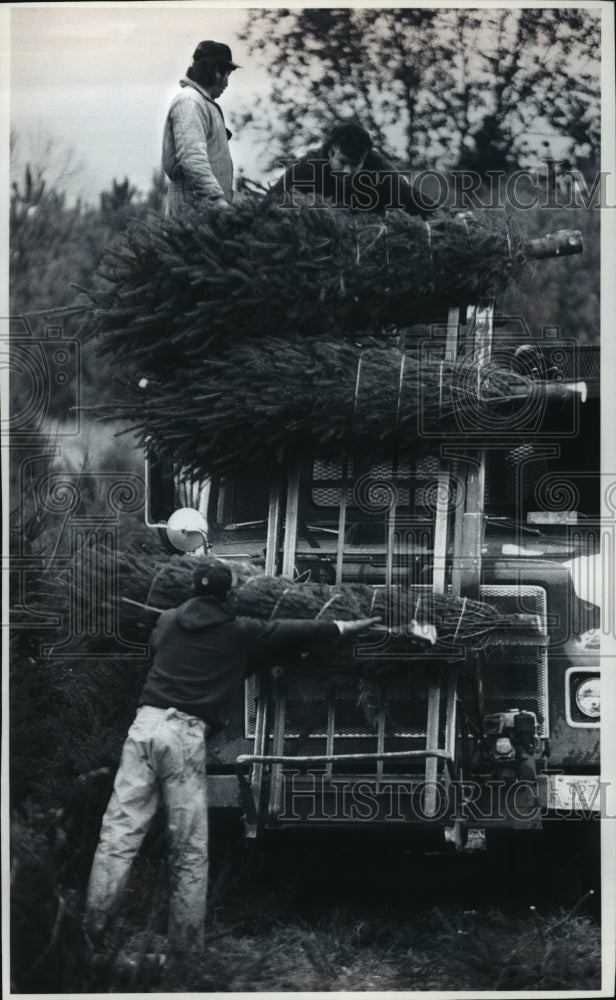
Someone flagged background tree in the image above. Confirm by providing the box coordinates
[144,167,169,214]
[236,7,600,179]
[233,6,600,345]
[100,176,138,216]
[9,135,165,417]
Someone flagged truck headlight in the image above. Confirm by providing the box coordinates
[575,677,600,719]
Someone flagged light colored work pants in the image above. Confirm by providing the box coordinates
[85,705,209,953]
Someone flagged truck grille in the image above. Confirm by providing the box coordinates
[245,584,548,742]
[479,585,548,737]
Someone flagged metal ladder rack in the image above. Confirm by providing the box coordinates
[424,300,494,817]
[236,301,495,835]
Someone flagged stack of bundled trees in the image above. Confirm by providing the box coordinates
[86,201,580,478]
[80,198,581,658]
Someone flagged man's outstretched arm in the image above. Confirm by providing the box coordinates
[243,615,381,665]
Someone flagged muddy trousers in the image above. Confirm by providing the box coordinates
[85,705,209,953]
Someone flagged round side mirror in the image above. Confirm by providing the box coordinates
[165,508,210,553]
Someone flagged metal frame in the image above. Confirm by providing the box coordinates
[239,301,499,831]
[237,672,270,836]
[265,475,284,576]
[144,444,168,529]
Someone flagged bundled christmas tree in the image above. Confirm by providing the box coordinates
[122,336,577,478]
[111,558,544,675]
[85,199,578,373]
[82,199,583,476]
[230,574,543,655]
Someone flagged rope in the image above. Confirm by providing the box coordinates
[356,224,387,266]
[369,588,381,616]
[385,225,390,279]
[395,353,406,427]
[459,212,471,235]
[269,587,292,621]
[425,221,434,293]
[453,596,468,642]
[145,564,171,611]
[314,593,340,620]
[353,352,365,416]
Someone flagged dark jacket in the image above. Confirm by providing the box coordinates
[271,144,436,217]
[139,596,338,731]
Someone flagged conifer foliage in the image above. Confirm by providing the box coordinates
[88,200,528,370]
[229,574,542,654]
[84,200,567,477]
[128,338,548,478]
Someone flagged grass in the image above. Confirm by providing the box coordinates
[79,896,601,993]
[11,818,601,993]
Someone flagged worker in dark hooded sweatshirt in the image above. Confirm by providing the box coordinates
[271,122,437,217]
[85,558,379,960]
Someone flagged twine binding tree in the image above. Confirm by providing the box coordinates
[122,337,580,479]
[83,199,578,373]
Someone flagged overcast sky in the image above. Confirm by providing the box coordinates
[10,3,271,202]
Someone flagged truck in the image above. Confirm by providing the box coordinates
[141,233,601,872]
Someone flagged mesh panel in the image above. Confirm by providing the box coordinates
[547,345,599,380]
[314,459,352,477]
[578,347,600,379]
[244,586,549,740]
[367,460,412,477]
[280,677,445,739]
[480,584,546,620]
[479,585,548,737]
[504,444,545,505]
[312,458,433,509]
[312,459,354,506]
[312,485,355,506]
[246,663,451,740]
[416,456,440,476]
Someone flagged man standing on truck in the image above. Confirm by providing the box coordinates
[162,40,239,218]
[85,558,379,960]
[272,121,437,216]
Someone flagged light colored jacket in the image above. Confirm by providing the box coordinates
[162,77,233,217]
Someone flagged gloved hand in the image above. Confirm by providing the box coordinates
[334,616,382,637]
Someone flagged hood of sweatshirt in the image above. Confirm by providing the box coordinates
[176,596,235,632]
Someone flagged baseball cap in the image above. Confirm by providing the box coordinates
[192,559,233,599]
[192,40,240,70]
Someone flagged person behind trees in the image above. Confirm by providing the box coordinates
[162,40,240,218]
[85,558,379,960]
[271,122,436,217]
